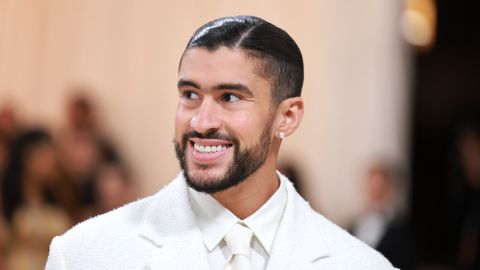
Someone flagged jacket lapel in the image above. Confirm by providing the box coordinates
[266,175,331,270]
[138,174,210,270]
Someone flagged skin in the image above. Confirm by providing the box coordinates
[176,47,304,219]
[23,143,57,207]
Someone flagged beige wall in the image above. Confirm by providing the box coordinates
[0,0,409,226]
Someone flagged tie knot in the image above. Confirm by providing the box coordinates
[224,223,253,257]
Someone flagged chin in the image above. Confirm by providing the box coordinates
[187,166,224,183]
[183,167,236,194]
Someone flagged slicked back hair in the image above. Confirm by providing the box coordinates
[181,15,304,106]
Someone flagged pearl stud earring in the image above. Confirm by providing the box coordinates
[278,131,285,139]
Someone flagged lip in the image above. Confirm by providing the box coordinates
[188,138,233,163]
[189,138,232,146]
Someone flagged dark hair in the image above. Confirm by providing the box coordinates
[1,128,54,222]
[182,15,304,105]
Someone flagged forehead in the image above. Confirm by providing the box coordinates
[178,47,269,88]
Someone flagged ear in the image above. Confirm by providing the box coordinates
[274,97,304,138]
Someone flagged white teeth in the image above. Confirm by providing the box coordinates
[194,143,228,153]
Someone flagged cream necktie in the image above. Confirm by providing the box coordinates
[224,223,253,270]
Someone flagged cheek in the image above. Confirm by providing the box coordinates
[175,108,192,136]
[227,111,266,144]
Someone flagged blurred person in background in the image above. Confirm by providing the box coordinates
[94,151,137,215]
[1,128,71,270]
[0,103,19,270]
[56,91,119,222]
[351,161,413,269]
[0,104,19,141]
[448,114,480,270]
[0,218,8,270]
[0,132,9,180]
[0,132,9,270]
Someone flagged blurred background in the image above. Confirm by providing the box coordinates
[0,0,479,269]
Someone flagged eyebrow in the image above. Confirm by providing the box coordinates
[214,83,253,95]
[177,80,253,96]
[177,79,200,89]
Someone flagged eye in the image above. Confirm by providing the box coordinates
[182,90,200,100]
[221,93,241,103]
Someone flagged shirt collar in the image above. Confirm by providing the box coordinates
[188,173,287,254]
[243,176,286,253]
[188,185,239,252]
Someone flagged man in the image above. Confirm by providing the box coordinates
[46,15,397,269]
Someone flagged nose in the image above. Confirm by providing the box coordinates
[190,98,222,134]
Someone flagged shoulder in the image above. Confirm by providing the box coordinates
[46,196,156,270]
[281,174,394,269]
[46,176,191,269]
[55,194,154,246]
[306,206,395,269]
[54,175,185,246]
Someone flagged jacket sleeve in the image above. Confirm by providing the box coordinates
[45,237,67,270]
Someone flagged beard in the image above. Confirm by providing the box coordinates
[174,122,273,194]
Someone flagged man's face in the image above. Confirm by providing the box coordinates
[175,47,275,194]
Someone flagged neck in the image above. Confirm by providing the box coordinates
[212,157,279,219]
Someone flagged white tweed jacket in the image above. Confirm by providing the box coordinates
[45,173,397,270]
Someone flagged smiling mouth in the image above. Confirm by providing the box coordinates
[190,141,233,154]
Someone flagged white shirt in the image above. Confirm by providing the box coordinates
[188,176,287,270]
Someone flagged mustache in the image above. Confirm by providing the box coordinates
[182,130,234,141]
